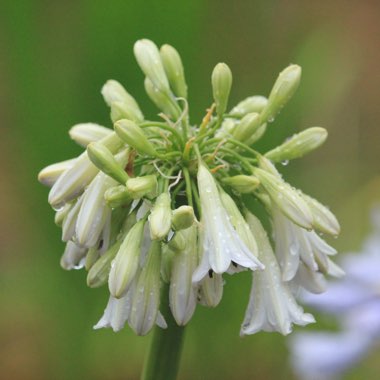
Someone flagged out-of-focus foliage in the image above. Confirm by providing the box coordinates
[1,1,380,379]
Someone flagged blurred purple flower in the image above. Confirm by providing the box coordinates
[289,207,380,379]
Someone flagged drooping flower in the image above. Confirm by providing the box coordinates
[192,163,264,282]
[241,212,315,335]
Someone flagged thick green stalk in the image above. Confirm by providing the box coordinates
[141,284,185,380]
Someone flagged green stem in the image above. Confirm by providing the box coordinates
[141,284,185,380]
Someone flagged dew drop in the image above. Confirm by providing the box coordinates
[281,160,289,166]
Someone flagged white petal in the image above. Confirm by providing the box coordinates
[241,213,315,336]
[94,293,133,332]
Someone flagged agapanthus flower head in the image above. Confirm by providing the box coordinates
[38,39,341,336]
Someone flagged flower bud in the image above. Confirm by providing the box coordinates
[105,185,131,208]
[231,112,261,142]
[246,124,267,145]
[222,175,260,194]
[254,167,313,229]
[198,273,224,307]
[172,205,195,231]
[134,39,170,93]
[229,96,268,117]
[167,231,186,253]
[126,175,158,200]
[87,240,121,288]
[260,64,301,123]
[54,202,73,226]
[129,240,162,335]
[303,193,340,236]
[108,219,146,298]
[170,225,198,325]
[144,77,180,120]
[61,195,83,242]
[38,158,76,187]
[161,245,176,283]
[101,80,144,123]
[149,192,172,240]
[212,63,232,117]
[69,123,111,147]
[160,44,188,98]
[48,132,123,208]
[87,142,129,184]
[265,127,328,163]
[114,119,158,157]
[60,241,87,270]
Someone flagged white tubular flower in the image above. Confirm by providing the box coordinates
[94,293,133,332]
[61,195,83,242]
[101,79,144,123]
[38,158,76,187]
[48,133,122,208]
[272,206,338,283]
[60,241,87,270]
[192,164,264,281]
[129,241,163,336]
[69,123,112,147]
[169,226,198,325]
[198,272,224,307]
[241,212,315,336]
[108,219,146,298]
[134,39,170,94]
[75,172,116,248]
[149,192,172,240]
[254,167,313,229]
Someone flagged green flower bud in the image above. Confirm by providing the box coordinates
[134,39,170,93]
[38,158,76,187]
[303,193,340,236]
[144,77,180,120]
[260,64,301,123]
[265,127,328,163]
[87,142,129,184]
[231,112,261,142]
[254,167,313,229]
[101,80,144,123]
[126,175,158,200]
[108,219,146,298]
[69,123,111,147]
[167,231,187,253]
[222,175,260,194]
[114,119,159,157]
[87,240,121,288]
[161,245,176,283]
[229,96,268,117]
[246,123,267,145]
[212,62,232,117]
[129,240,162,336]
[85,246,100,271]
[104,185,131,208]
[149,192,172,240]
[172,206,195,231]
[160,44,188,98]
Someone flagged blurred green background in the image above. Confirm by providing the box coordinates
[1,1,380,379]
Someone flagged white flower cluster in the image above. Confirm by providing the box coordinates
[39,39,342,336]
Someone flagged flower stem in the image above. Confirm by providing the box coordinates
[141,284,185,380]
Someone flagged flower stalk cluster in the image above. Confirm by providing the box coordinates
[39,39,342,337]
